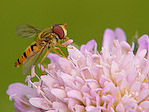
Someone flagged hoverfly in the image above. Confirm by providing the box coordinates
[15,24,69,74]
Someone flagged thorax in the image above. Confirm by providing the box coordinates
[36,28,59,48]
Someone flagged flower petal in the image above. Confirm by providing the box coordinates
[67,90,83,102]
[41,75,57,89]
[59,57,73,73]
[74,105,85,112]
[51,88,66,100]
[137,88,149,103]
[116,102,125,112]
[52,102,69,112]
[139,101,149,111]
[80,39,97,54]
[102,28,115,51]
[130,81,141,93]
[137,34,149,59]
[62,39,73,46]
[137,34,149,51]
[7,83,38,99]
[115,28,126,42]
[29,97,50,110]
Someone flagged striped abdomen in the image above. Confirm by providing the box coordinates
[15,43,40,67]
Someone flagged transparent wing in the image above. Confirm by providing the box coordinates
[16,24,42,38]
[23,46,45,74]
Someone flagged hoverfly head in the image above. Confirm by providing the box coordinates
[52,24,67,40]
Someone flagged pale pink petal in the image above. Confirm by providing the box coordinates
[92,54,100,64]
[47,53,60,63]
[86,106,106,112]
[137,89,149,103]
[51,88,66,100]
[131,42,135,51]
[25,75,32,87]
[46,110,55,112]
[86,53,94,66]
[116,70,126,84]
[98,65,109,77]
[90,66,102,80]
[119,79,129,92]
[68,98,80,111]
[99,75,111,88]
[112,40,122,61]
[74,105,85,112]
[137,34,149,59]
[41,75,57,89]
[81,85,90,92]
[68,45,86,67]
[52,102,69,112]
[43,88,56,101]
[111,61,119,81]
[136,49,147,59]
[85,79,99,89]
[102,82,118,97]
[130,81,141,93]
[120,52,134,71]
[110,107,115,112]
[121,94,130,104]
[84,97,91,106]
[47,53,61,70]
[141,60,149,76]
[120,41,132,54]
[116,102,125,112]
[85,106,96,111]
[125,102,138,112]
[7,83,38,99]
[59,57,73,73]
[139,101,149,111]
[47,63,55,71]
[102,28,115,51]
[62,39,73,46]
[68,45,85,60]
[14,101,41,112]
[137,34,149,51]
[61,73,75,88]
[81,67,93,79]
[101,95,114,109]
[29,97,51,110]
[115,28,126,42]
[80,39,97,54]
[67,90,83,102]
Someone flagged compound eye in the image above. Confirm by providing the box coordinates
[53,25,64,39]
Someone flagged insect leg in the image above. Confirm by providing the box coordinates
[52,47,76,66]
[52,47,64,57]
[40,48,51,74]
[53,47,67,58]
[57,42,68,48]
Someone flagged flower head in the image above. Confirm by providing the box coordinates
[7,28,149,112]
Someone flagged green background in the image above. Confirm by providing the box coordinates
[1,0,149,111]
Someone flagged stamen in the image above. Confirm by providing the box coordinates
[29,78,52,105]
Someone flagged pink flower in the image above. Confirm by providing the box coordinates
[7,28,149,112]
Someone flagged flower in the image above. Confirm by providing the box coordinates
[7,28,149,112]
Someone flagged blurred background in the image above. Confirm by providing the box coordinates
[1,0,149,111]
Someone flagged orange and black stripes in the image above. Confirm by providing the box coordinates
[15,43,40,67]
